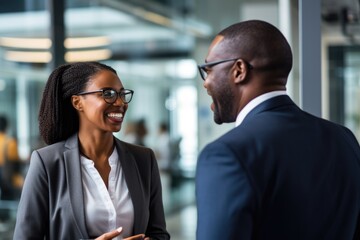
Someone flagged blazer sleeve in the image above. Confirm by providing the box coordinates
[13,150,49,239]
[196,141,256,240]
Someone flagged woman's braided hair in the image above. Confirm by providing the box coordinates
[38,62,116,145]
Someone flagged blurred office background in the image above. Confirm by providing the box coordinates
[0,0,359,239]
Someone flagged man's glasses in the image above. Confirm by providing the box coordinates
[77,88,134,104]
[197,57,253,80]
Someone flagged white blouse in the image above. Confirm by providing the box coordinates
[80,147,134,239]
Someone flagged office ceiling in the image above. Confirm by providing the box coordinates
[0,0,212,62]
[0,0,359,63]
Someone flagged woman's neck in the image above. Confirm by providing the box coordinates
[77,131,114,163]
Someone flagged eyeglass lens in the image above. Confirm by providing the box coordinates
[103,89,133,104]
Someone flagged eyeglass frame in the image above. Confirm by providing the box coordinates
[77,88,134,104]
[197,57,253,81]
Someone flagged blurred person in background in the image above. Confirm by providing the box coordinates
[14,62,170,240]
[134,118,148,147]
[122,121,137,144]
[196,20,360,239]
[154,122,170,172]
[123,119,148,147]
[0,115,22,227]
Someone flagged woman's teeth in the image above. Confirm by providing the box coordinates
[107,113,123,119]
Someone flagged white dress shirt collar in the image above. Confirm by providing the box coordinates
[235,90,287,127]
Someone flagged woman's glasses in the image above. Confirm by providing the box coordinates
[77,88,134,104]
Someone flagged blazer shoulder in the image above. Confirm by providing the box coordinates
[30,140,69,171]
[36,134,77,157]
[36,141,67,157]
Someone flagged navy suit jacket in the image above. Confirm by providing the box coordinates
[196,95,360,239]
[14,134,170,240]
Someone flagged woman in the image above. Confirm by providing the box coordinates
[13,62,170,240]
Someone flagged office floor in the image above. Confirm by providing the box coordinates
[161,173,197,240]
[0,172,197,240]
[166,204,196,240]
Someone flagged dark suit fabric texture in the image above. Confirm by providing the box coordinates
[14,134,170,240]
[196,95,360,240]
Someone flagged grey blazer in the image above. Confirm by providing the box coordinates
[13,134,170,240]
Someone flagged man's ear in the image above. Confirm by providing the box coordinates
[71,95,83,111]
[233,59,250,84]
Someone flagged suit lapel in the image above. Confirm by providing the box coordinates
[114,139,145,234]
[63,134,88,238]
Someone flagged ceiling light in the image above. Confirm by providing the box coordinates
[0,36,110,50]
[0,37,52,49]
[4,51,52,63]
[64,36,111,49]
[65,49,112,62]
[0,36,112,63]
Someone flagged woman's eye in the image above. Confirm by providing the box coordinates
[103,90,115,98]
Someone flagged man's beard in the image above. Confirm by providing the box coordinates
[213,85,236,124]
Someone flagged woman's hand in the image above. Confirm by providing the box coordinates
[95,227,123,240]
[94,227,149,240]
[124,234,147,240]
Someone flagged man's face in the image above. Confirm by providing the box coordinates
[203,36,238,124]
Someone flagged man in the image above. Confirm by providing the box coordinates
[196,20,360,239]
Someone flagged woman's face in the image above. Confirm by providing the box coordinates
[75,70,129,134]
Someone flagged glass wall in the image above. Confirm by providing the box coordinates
[328,46,360,141]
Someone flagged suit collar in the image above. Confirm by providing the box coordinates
[242,95,296,125]
[236,91,287,126]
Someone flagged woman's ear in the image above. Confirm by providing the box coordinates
[71,95,83,111]
[233,59,250,84]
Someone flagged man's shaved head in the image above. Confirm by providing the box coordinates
[217,20,293,78]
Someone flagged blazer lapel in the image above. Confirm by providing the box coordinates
[114,139,145,234]
[63,134,88,238]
